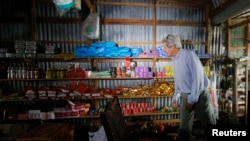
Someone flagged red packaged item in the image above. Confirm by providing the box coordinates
[125,57,131,69]
[24,86,37,100]
[67,100,86,111]
[74,68,85,78]
[77,81,87,94]
[69,81,77,91]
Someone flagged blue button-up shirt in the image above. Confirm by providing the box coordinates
[172,49,210,104]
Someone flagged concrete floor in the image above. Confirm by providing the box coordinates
[195,137,207,141]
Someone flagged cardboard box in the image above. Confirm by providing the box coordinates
[17,123,73,141]
[40,112,55,120]
[18,113,29,120]
[28,110,41,120]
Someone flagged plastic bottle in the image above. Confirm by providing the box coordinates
[17,66,22,79]
[22,67,27,79]
[7,66,11,79]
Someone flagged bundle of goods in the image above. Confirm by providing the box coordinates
[121,81,175,97]
[54,100,90,118]
[74,41,143,58]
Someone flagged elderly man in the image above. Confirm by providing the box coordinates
[162,34,217,141]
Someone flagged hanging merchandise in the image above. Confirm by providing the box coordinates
[53,0,73,17]
[72,0,81,11]
[82,13,100,39]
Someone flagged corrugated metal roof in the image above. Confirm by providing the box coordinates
[232,9,250,19]
[210,0,250,18]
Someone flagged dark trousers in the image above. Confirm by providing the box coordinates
[178,89,217,141]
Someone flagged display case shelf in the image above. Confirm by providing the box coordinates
[232,59,248,124]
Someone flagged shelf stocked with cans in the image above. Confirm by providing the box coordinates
[0,57,211,64]
[0,94,179,124]
[0,56,211,124]
[0,77,175,82]
[0,56,210,99]
[0,56,210,80]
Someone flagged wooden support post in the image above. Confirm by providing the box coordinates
[85,0,96,12]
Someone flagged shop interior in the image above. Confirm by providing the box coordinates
[0,0,249,141]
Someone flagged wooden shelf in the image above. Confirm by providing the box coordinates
[118,95,173,99]
[126,119,180,126]
[0,56,211,62]
[0,77,176,82]
[0,111,179,123]
[0,94,176,102]
[100,18,205,27]
[237,112,245,117]
[124,111,179,117]
[53,111,179,119]
[237,101,245,105]
[0,77,156,81]
[97,1,204,9]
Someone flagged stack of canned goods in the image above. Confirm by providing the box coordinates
[110,67,129,78]
[7,66,40,79]
[109,66,153,78]
[134,66,153,78]
[46,68,67,79]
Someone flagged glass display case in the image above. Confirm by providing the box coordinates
[232,59,248,124]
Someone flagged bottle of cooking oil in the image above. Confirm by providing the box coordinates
[11,65,16,79]
[7,66,11,79]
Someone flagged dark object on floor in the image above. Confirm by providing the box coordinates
[100,96,138,141]
[217,112,238,125]
[100,96,173,141]
[73,124,90,141]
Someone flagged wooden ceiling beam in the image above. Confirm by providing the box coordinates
[158,0,205,6]
[100,18,204,27]
[85,0,96,12]
[211,0,250,25]
[96,1,153,7]
[228,18,250,29]
[209,0,236,17]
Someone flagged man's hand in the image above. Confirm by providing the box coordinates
[172,100,178,109]
[185,102,193,110]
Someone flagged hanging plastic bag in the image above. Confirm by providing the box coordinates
[72,0,81,11]
[82,13,100,39]
[53,0,73,17]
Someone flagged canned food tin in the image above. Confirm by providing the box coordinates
[46,68,52,79]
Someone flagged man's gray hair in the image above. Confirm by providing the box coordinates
[162,34,182,48]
